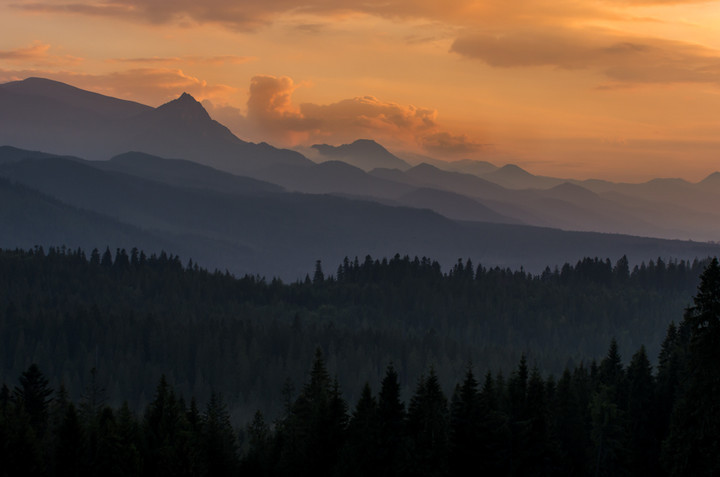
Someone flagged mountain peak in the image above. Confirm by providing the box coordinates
[700,171,720,182]
[310,138,410,171]
[498,164,532,176]
[156,92,211,121]
[349,138,385,149]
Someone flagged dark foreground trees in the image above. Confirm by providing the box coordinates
[1,252,719,475]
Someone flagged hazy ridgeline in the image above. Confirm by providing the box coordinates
[0,246,710,425]
[2,256,719,476]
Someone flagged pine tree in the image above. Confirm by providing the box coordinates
[53,403,85,477]
[449,365,481,475]
[276,348,346,477]
[406,369,449,477]
[625,346,659,476]
[242,410,272,475]
[14,364,53,439]
[376,364,406,477]
[202,392,239,476]
[339,382,381,476]
[142,376,192,477]
[663,257,720,475]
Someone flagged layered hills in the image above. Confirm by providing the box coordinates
[1,77,719,278]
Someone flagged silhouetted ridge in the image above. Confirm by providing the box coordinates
[0,76,151,119]
[311,139,410,171]
[547,182,598,199]
[0,145,61,164]
[154,92,211,121]
[699,171,720,187]
[313,139,388,156]
[497,164,533,176]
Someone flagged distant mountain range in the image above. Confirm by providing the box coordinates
[2,145,718,279]
[1,77,719,277]
[0,77,310,174]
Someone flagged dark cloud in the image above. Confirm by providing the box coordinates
[451,28,720,85]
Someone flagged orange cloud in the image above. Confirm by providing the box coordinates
[6,0,615,30]
[109,55,255,66]
[204,74,481,156]
[451,28,720,85]
[300,96,437,134]
[15,0,709,30]
[243,75,438,145]
[0,41,82,66]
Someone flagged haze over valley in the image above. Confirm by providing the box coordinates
[2,0,720,473]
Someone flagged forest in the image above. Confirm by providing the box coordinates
[1,257,719,475]
[0,248,719,475]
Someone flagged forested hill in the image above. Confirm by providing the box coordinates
[2,255,719,476]
[0,247,712,425]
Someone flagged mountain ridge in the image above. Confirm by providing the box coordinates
[311,139,411,171]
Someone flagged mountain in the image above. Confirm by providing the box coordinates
[398,152,499,175]
[698,171,720,193]
[0,145,64,164]
[248,160,415,199]
[0,77,311,174]
[0,77,151,119]
[482,164,565,189]
[373,163,508,201]
[2,153,719,279]
[582,177,720,218]
[123,93,312,173]
[0,175,171,253]
[311,139,411,171]
[95,151,284,195]
[439,158,499,176]
[394,187,520,224]
[3,77,719,246]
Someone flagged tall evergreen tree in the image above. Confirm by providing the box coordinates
[142,376,193,477]
[14,364,53,440]
[663,257,720,475]
[449,365,481,475]
[339,382,381,476]
[406,369,449,477]
[625,346,659,476]
[376,364,406,477]
[53,403,85,477]
[202,392,239,476]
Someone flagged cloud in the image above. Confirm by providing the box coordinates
[9,0,714,33]
[239,75,439,145]
[109,55,255,66]
[0,41,82,66]
[0,67,235,105]
[246,75,319,132]
[451,28,720,85]
[420,132,486,156]
[4,0,621,30]
[203,74,481,156]
[300,96,437,134]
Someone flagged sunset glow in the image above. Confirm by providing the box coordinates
[2,0,720,181]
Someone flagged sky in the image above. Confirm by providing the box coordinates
[1,0,720,182]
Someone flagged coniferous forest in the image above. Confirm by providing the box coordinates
[1,247,719,475]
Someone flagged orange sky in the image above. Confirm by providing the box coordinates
[1,0,720,181]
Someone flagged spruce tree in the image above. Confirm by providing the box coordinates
[663,258,720,475]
